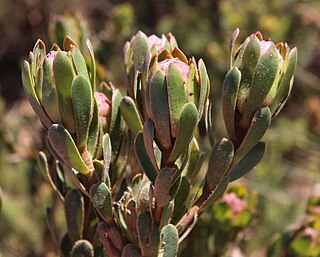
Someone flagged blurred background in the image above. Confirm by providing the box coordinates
[0,0,319,256]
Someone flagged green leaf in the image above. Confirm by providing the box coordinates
[132,31,149,72]
[110,89,125,162]
[137,211,160,257]
[147,69,172,150]
[235,107,271,158]
[37,151,64,201]
[120,96,143,134]
[72,75,93,150]
[173,176,190,215]
[86,39,96,90]
[168,102,198,163]
[42,58,62,123]
[135,132,158,183]
[245,45,279,118]
[64,189,84,242]
[206,138,234,190]
[70,239,94,257]
[201,176,230,211]
[166,63,187,137]
[222,67,241,141]
[197,59,209,120]
[229,142,266,181]
[154,168,175,208]
[159,201,174,229]
[53,51,76,133]
[238,35,261,90]
[90,182,113,222]
[48,124,90,174]
[229,28,239,69]
[121,244,142,257]
[143,119,159,172]
[22,61,52,128]
[161,224,179,257]
[71,46,90,82]
[102,133,112,187]
[270,48,298,117]
[87,99,100,157]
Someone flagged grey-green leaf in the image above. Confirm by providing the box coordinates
[270,48,298,117]
[22,61,52,128]
[166,63,187,137]
[48,124,90,174]
[90,182,113,222]
[168,102,198,163]
[72,75,93,150]
[229,141,266,181]
[102,133,112,187]
[222,67,241,141]
[64,189,84,242]
[206,138,234,190]
[135,132,158,182]
[53,51,76,133]
[161,224,179,257]
[42,58,62,123]
[120,96,143,134]
[235,107,271,159]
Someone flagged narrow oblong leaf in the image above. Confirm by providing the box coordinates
[143,119,159,172]
[270,48,298,117]
[167,63,187,137]
[135,132,158,182]
[70,239,94,257]
[64,189,84,242]
[235,107,271,158]
[87,99,99,157]
[229,28,240,69]
[53,51,76,134]
[147,69,172,150]
[168,102,198,163]
[201,176,230,211]
[222,67,241,141]
[48,124,90,174]
[110,89,125,162]
[102,133,112,187]
[37,151,64,201]
[137,211,160,257]
[90,182,113,222]
[229,142,266,181]
[197,59,209,120]
[161,224,179,257]
[22,61,52,128]
[173,176,190,216]
[120,96,143,134]
[154,168,175,208]
[159,201,174,229]
[86,39,96,90]
[132,31,149,72]
[71,46,90,82]
[42,58,62,123]
[206,138,234,190]
[72,75,93,150]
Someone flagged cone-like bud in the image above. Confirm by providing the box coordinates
[222,30,298,148]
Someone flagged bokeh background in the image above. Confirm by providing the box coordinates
[0,0,319,256]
